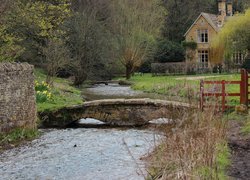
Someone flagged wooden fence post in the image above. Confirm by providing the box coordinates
[200,80,204,111]
[246,70,249,107]
[221,80,226,112]
[240,69,248,106]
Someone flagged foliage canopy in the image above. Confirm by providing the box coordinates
[212,8,250,60]
[154,40,185,63]
[0,0,71,63]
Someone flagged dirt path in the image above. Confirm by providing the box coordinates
[227,121,250,179]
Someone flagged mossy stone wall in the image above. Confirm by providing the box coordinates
[0,63,37,133]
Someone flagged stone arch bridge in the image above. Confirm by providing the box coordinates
[39,99,193,127]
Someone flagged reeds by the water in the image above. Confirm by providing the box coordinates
[146,106,229,180]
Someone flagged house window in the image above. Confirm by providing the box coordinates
[233,51,245,65]
[197,29,208,43]
[198,50,209,68]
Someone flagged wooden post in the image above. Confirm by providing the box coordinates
[221,80,226,112]
[246,70,249,107]
[200,80,204,111]
[240,69,248,106]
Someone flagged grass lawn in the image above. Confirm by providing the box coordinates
[122,73,242,104]
[35,69,83,112]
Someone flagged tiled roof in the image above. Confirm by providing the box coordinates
[201,13,220,31]
[184,12,222,36]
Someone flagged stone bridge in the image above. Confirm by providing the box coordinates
[39,99,193,127]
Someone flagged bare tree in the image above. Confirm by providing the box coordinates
[110,0,165,79]
[67,2,112,85]
[0,0,10,19]
[43,38,70,85]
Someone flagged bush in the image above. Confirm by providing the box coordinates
[182,41,197,50]
[242,57,250,71]
[139,60,152,73]
[154,39,185,63]
[151,62,187,75]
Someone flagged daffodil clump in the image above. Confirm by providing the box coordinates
[35,81,53,103]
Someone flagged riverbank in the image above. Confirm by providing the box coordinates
[35,69,83,113]
[0,128,39,153]
[144,108,230,179]
[143,110,250,179]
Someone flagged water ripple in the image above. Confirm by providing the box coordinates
[0,128,161,180]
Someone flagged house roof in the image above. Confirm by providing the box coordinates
[184,12,220,37]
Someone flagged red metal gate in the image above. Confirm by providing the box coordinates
[200,69,249,111]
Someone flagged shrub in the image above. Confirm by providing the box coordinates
[151,62,187,75]
[154,39,185,63]
[139,60,152,73]
[242,57,250,71]
[182,41,197,50]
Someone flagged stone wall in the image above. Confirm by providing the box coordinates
[0,63,37,133]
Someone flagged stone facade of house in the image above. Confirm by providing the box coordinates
[0,63,37,133]
[184,0,243,71]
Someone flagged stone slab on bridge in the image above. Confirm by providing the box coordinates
[39,99,193,127]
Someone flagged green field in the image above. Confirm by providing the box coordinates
[125,73,242,104]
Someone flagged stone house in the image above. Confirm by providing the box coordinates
[184,0,245,71]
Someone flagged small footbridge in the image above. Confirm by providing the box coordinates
[39,99,193,127]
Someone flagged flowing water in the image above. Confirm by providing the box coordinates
[0,84,165,180]
[82,83,168,100]
[0,128,161,180]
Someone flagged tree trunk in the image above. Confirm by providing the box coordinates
[126,64,133,80]
[74,72,87,86]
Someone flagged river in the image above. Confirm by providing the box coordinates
[0,84,165,180]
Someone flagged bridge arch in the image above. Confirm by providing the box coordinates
[39,99,193,127]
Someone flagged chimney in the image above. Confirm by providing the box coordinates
[227,2,233,16]
[218,0,227,17]
[217,0,233,27]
